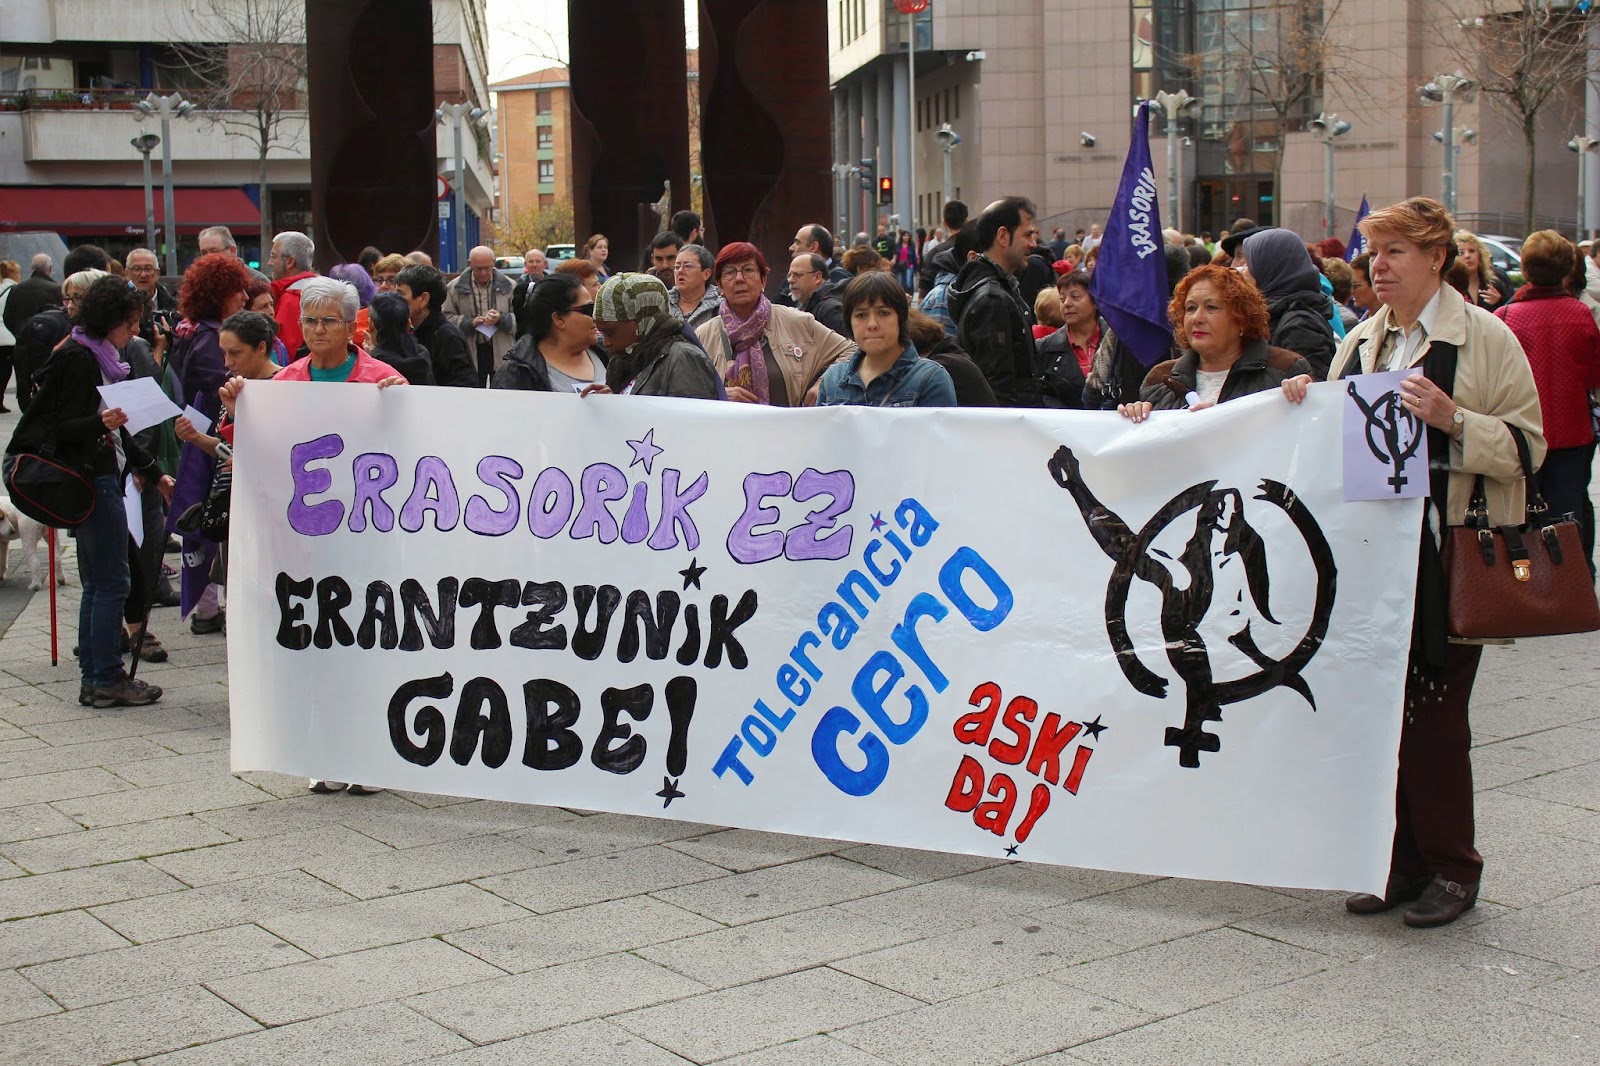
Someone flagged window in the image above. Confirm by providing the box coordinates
[538,161,554,182]
[536,90,552,115]
[537,127,553,149]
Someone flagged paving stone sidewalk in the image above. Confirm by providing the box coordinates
[1,399,1596,1063]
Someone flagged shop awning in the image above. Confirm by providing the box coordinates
[0,186,261,236]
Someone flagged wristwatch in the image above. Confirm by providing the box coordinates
[1451,406,1465,436]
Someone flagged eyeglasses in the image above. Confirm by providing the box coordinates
[126,264,159,274]
[720,264,762,281]
[300,316,346,332]
[559,302,596,318]
[375,275,399,286]
[785,269,818,280]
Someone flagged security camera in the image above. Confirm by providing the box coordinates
[965,50,986,62]
[935,123,961,149]
[1079,132,1096,148]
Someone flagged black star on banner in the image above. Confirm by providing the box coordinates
[1082,715,1108,741]
[656,777,685,807]
[1005,844,1020,857]
[678,558,706,591]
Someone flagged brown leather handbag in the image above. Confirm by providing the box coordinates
[1445,425,1600,639]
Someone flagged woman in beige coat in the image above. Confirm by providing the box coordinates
[695,242,853,406]
[1283,196,1544,929]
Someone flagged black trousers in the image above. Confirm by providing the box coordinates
[476,341,494,388]
[1391,643,1484,886]
[0,344,13,406]
[1538,443,1596,575]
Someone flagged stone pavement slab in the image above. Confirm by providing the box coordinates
[0,555,1595,1063]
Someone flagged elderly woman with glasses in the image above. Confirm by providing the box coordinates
[256,276,406,385]
[695,242,854,406]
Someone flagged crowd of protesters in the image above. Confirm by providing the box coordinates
[5,190,1594,929]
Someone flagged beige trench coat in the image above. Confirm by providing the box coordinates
[696,303,855,406]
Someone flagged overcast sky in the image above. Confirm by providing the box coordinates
[485,0,696,82]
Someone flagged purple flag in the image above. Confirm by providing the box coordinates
[164,397,218,618]
[1344,196,1370,262]
[1090,101,1174,367]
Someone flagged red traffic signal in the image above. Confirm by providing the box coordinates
[878,176,894,205]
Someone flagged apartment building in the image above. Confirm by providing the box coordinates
[830,0,1589,241]
[0,0,494,269]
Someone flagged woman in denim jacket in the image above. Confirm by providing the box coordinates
[817,272,956,408]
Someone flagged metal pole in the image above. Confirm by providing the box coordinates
[906,11,916,233]
[140,146,157,249]
[1581,150,1588,244]
[1167,113,1179,231]
[453,116,467,274]
[160,115,177,275]
[942,144,954,211]
[1324,139,1336,238]
[1442,94,1455,215]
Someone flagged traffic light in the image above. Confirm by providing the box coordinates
[860,157,875,191]
[878,176,894,205]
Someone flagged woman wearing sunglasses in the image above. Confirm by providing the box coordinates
[492,274,606,393]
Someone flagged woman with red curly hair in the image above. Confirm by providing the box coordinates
[176,252,253,424]
[1119,264,1311,421]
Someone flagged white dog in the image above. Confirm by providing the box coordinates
[0,496,70,591]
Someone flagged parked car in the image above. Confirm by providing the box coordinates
[494,255,525,273]
[545,244,576,261]
[1478,235,1524,288]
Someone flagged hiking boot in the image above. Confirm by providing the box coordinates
[79,675,163,709]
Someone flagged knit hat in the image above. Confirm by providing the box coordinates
[594,273,674,339]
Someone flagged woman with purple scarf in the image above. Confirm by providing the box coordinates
[695,242,855,406]
[7,276,174,707]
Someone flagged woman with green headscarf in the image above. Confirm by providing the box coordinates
[588,273,723,399]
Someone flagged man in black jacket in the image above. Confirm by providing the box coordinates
[787,253,848,338]
[776,224,851,307]
[395,263,479,388]
[2,254,61,348]
[949,197,1042,408]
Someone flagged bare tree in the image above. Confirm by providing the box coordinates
[164,0,307,260]
[1440,2,1595,235]
[1178,0,1371,227]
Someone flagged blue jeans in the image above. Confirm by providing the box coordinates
[76,474,131,686]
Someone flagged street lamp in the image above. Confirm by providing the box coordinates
[130,132,161,251]
[436,101,488,273]
[1418,73,1477,216]
[1307,113,1353,238]
[894,0,929,231]
[1570,137,1600,242]
[1153,90,1202,233]
[934,123,961,212]
[133,92,197,275]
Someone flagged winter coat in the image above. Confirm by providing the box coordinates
[11,306,70,411]
[1140,340,1311,410]
[0,277,16,347]
[1495,286,1600,449]
[413,310,480,388]
[816,342,956,408]
[1035,321,1095,410]
[370,335,436,386]
[274,347,401,383]
[1333,285,1544,530]
[270,270,317,358]
[800,289,847,339]
[1266,289,1339,380]
[491,334,566,393]
[614,326,722,400]
[669,285,722,331]
[443,269,516,373]
[920,335,998,407]
[10,337,160,482]
[919,247,962,338]
[176,319,228,424]
[949,254,1041,408]
[696,303,855,407]
[1,270,60,340]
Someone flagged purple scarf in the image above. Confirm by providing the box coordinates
[719,295,773,404]
[72,326,130,384]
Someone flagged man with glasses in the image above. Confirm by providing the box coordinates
[777,224,850,307]
[124,248,178,349]
[197,225,268,282]
[442,245,514,387]
[786,253,846,338]
[669,244,719,330]
[393,262,478,388]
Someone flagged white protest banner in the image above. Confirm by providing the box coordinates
[229,381,1421,893]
